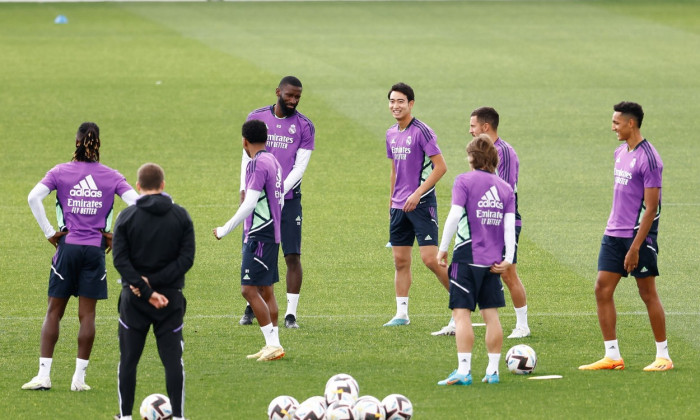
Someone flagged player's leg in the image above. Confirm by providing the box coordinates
[155,329,185,417]
[385,245,412,326]
[281,198,303,328]
[22,296,69,390]
[118,321,148,418]
[71,296,97,390]
[438,265,473,386]
[254,285,284,361]
[636,276,673,371]
[481,308,503,383]
[502,263,530,338]
[241,285,272,327]
[419,245,449,291]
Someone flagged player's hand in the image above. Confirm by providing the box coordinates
[437,250,448,267]
[624,248,640,273]
[490,260,511,274]
[148,292,169,309]
[47,230,68,249]
[130,285,141,297]
[402,191,420,212]
[101,231,113,254]
[212,228,221,240]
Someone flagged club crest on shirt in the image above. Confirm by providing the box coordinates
[406,136,412,145]
[289,124,296,134]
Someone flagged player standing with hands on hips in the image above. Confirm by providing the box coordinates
[215,119,286,362]
[24,122,138,391]
[384,82,450,329]
[579,102,672,372]
[238,76,315,329]
[436,134,516,386]
[112,163,195,420]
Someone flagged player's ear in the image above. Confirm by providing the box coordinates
[136,182,142,194]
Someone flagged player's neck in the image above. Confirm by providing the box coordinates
[625,132,644,151]
[397,115,413,131]
[247,145,267,157]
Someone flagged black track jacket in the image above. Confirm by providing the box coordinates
[112,193,195,300]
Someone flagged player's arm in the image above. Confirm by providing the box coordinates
[492,212,515,273]
[28,183,65,247]
[403,153,447,212]
[624,187,660,273]
[112,212,155,300]
[240,150,251,203]
[389,160,397,211]
[148,210,196,289]
[283,148,312,195]
[437,204,462,267]
[213,189,261,239]
[121,189,139,206]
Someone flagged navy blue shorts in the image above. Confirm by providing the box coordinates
[281,197,302,256]
[241,241,280,286]
[389,204,439,247]
[447,262,505,311]
[49,237,107,299]
[598,234,659,278]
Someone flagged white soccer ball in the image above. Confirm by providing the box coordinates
[353,397,386,420]
[506,344,538,374]
[325,401,355,420]
[139,393,172,420]
[293,396,327,420]
[381,394,412,420]
[268,395,300,420]
[324,379,359,406]
[325,374,360,396]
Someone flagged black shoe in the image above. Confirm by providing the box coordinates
[239,305,255,325]
[284,314,299,329]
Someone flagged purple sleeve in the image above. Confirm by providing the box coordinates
[39,166,58,191]
[451,176,467,207]
[300,119,315,151]
[504,188,516,214]
[247,163,267,192]
[386,135,393,159]
[114,172,133,196]
[421,128,441,157]
[643,162,662,189]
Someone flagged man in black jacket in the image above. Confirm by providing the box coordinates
[112,163,195,420]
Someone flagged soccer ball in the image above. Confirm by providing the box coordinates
[139,393,172,420]
[353,397,386,420]
[325,374,360,396]
[268,395,300,420]
[325,401,355,420]
[324,379,359,406]
[381,394,412,420]
[506,344,537,374]
[293,396,327,420]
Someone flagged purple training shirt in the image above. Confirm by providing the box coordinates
[450,169,515,266]
[605,139,663,238]
[247,106,315,200]
[386,118,442,209]
[494,137,521,227]
[243,150,284,244]
[40,161,132,247]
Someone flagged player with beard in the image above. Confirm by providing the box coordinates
[238,76,315,329]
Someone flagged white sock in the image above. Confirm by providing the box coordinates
[73,358,89,383]
[261,323,275,346]
[457,353,471,375]
[656,340,670,359]
[514,305,528,329]
[286,293,299,317]
[486,353,501,375]
[271,326,281,347]
[38,357,52,378]
[396,297,409,318]
[173,417,184,420]
[120,417,132,420]
[448,317,455,328]
[604,339,622,360]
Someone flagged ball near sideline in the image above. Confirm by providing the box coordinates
[139,393,172,420]
[506,344,538,374]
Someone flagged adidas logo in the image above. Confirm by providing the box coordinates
[639,266,648,273]
[477,186,503,209]
[70,175,102,198]
[243,274,250,280]
[424,235,433,241]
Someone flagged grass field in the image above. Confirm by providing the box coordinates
[1,0,699,418]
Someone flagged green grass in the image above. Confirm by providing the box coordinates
[1,1,698,418]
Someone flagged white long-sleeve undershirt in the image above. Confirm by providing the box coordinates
[439,205,516,264]
[28,183,138,239]
[239,148,312,195]
[215,189,261,239]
